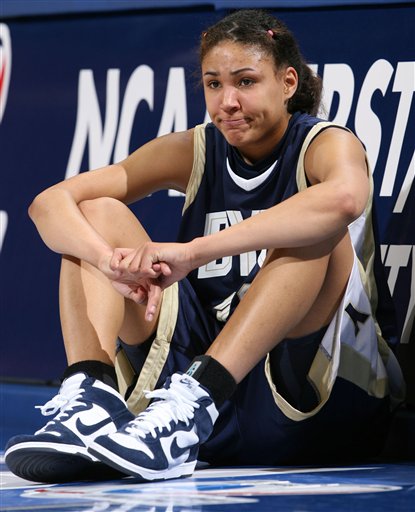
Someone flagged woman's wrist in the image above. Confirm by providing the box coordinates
[187,237,207,270]
[188,235,226,270]
[96,246,116,276]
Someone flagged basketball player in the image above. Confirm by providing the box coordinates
[5,10,404,483]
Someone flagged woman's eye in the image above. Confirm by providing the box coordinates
[207,81,220,89]
[240,78,254,87]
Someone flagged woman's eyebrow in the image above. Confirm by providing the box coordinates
[203,67,256,77]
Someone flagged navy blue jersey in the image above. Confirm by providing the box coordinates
[177,112,324,321]
[176,112,398,346]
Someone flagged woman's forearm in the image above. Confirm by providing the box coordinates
[29,188,113,269]
[189,181,363,269]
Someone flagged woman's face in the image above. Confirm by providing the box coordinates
[202,41,297,163]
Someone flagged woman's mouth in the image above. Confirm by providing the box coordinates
[221,117,249,129]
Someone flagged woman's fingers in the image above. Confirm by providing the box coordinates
[145,282,162,322]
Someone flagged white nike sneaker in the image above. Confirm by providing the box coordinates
[88,373,219,481]
[5,372,134,483]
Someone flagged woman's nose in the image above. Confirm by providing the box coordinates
[220,86,240,111]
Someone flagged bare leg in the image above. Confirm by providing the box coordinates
[207,231,353,383]
[59,198,159,366]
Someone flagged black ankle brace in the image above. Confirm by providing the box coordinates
[185,355,237,407]
[61,360,118,390]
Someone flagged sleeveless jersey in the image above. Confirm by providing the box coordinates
[177,112,397,344]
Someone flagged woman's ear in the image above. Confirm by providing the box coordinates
[283,66,298,100]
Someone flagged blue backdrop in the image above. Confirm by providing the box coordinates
[0,2,414,380]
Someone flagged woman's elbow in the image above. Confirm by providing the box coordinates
[28,192,45,222]
[28,188,59,222]
[339,188,368,224]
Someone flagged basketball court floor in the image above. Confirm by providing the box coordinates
[1,458,415,511]
[1,382,414,511]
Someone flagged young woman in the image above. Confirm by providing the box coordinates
[5,9,403,483]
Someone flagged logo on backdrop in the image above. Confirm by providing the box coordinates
[0,24,11,255]
[66,60,414,216]
[0,23,12,124]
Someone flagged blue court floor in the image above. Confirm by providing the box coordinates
[1,382,415,511]
[2,459,415,511]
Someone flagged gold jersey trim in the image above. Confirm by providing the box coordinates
[115,282,179,415]
[182,123,207,214]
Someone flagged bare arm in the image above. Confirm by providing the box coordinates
[28,129,194,271]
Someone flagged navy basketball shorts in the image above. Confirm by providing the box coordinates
[116,255,401,465]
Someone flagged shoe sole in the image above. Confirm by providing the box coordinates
[5,443,125,483]
[88,441,196,481]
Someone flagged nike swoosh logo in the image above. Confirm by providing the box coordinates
[170,435,195,460]
[76,416,113,436]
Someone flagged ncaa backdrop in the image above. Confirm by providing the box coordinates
[0,2,414,380]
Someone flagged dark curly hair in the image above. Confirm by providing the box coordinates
[199,10,322,116]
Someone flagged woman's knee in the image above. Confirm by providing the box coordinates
[78,197,128,222]
[79,197,148,246]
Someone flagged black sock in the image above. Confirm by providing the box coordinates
[185,355,237,407]
[61,360,118,390]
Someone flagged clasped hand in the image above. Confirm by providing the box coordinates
[104,241,193,322]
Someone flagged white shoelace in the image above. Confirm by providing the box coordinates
[125,385,200,439]
[34,378,85,432]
